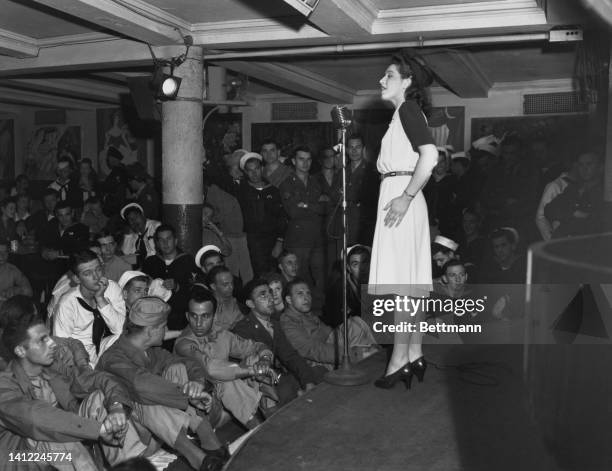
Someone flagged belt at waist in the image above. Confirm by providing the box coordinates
[381,171,414,179]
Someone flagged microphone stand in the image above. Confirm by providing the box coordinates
[325,121,369,387]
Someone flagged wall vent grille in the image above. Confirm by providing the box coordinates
[272,102,318,120]
[523,92,588,114]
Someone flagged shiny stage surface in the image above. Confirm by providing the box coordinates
[226,345,556,471]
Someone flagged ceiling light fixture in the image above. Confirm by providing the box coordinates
[150,66,182,100]
[147,35,193,100]
[161,75,181,98]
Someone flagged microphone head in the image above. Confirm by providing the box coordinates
[331,105,352,129]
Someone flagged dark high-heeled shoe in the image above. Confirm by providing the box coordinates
[408,356,427,388]
[374,362,412,389]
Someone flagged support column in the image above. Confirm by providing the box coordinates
[162,46,204,255]
[604,38,612,231]
[605,158,612,230]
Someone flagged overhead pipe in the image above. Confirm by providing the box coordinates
[204,33,550,61]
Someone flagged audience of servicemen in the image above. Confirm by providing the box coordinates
[174,286,277,430]
[0,131,606,468]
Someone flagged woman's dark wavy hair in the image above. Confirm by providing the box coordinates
[390,49,434,117]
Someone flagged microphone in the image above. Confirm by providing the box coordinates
[331,106,352,129]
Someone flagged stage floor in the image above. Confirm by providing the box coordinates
[226,344,557,471]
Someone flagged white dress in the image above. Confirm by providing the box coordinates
[368,106,433,296]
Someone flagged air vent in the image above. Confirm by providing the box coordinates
[272,102,318,121]
[523,92,588,114]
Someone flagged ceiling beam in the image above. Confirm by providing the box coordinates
[28,0,186,45]
[87,72,130,85]
[191,19,328,48]
[0,29,39,58]
[0,39,182,77]
[1,79,125,104]
[0,87,108,110]
[89,71,151,86]
[426,50,492,98]
[308,0,377,39]
[216,61,355,104]
[37,32,117,48]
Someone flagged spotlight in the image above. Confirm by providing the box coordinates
[160,75,181,99]
[150,66,182,100]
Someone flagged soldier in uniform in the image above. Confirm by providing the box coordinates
[278,146,326,297]
[341,134,380,247]
[261,139,294,188]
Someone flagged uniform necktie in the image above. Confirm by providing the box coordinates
[136,232,147,267]
[58,182,69,201]
[76,297,110,353]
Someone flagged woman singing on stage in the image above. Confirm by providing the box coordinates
[370,50,438,389]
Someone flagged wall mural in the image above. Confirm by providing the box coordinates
[97,108,146,177]
[427,106,465,152]
[25,125,81,180]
